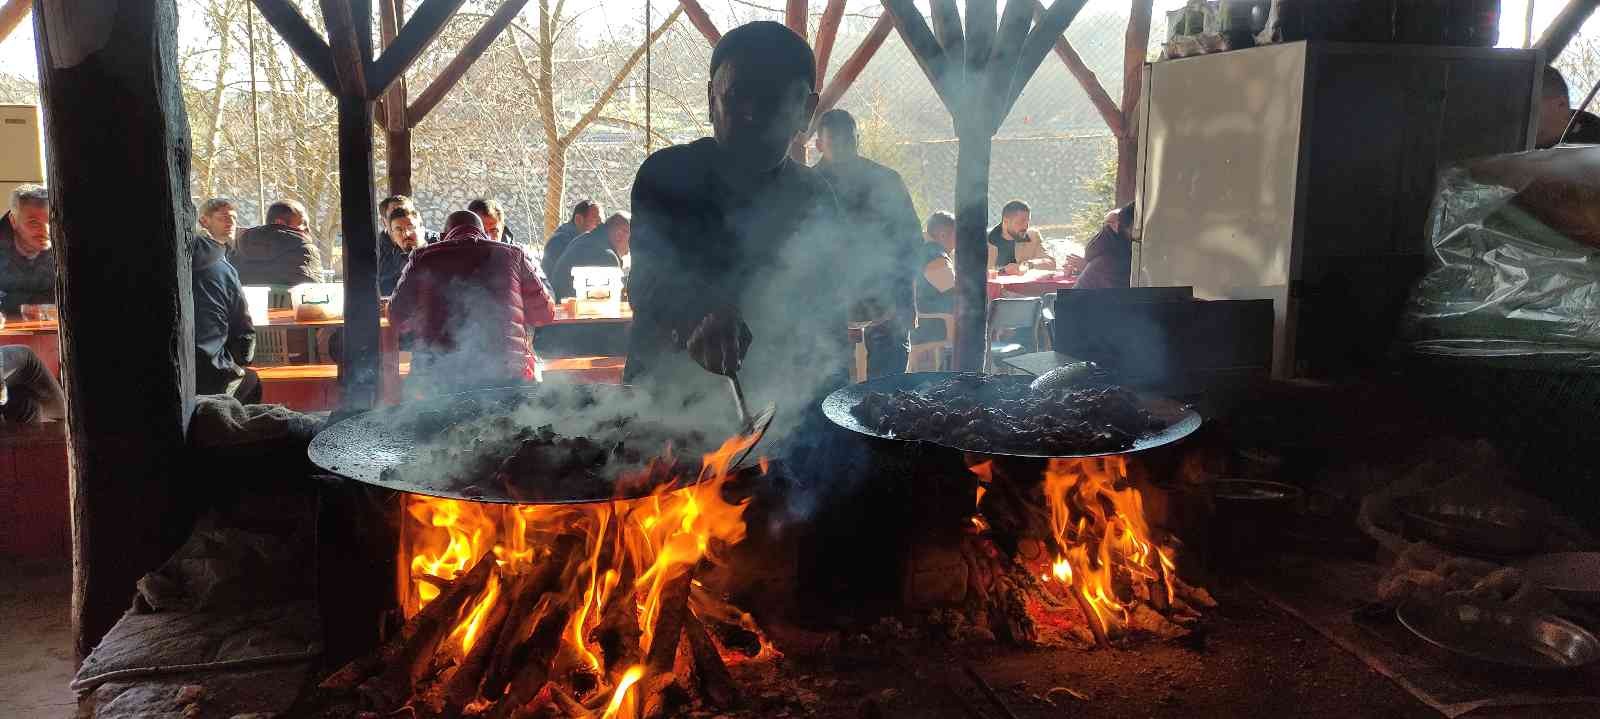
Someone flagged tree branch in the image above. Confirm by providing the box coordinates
[407,0,533,126]
[558,4,684,148]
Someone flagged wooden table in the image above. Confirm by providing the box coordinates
[987,269,1078,300]
[0,319,62,380]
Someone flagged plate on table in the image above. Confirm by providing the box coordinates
[1397,599,1600,670]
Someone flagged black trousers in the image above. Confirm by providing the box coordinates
[863,320,909,378]
[0,345,66,424]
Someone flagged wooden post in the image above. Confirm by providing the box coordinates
[678,0,721,44]
[33,0,198,659]
[953,131,992,371]
[379,0,412,196]
[1114,0,1152,204]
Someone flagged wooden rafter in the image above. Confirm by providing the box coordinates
[814,0,847,83]
[379,0,407,132]
[252,0,339,91]
[321,0,369,96]
[0,0,28,45]
[815,12,893,118]
[963,0,996,75]
[408,0,533,126]
[786,0,807,39]
[679,0,721,44]
[983,0,1034,131]
[1538,0,1600,57]
[368,0,467,98]
[1033,0,1122,137]
[929,0,963,76]
[1003,0,1086,117]
[882,0,954,109]
[1114,0,1152,203]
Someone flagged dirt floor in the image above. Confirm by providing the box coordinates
[0,556,76,719]
[722,583,1443,719]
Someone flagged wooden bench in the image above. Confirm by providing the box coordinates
[257,356,626,412]
[0,421,70,559]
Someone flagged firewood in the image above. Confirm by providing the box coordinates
[1173,577,1217,608]
[639,671,690,719]
[1068,586,1110,648]
[684,614,741,709]
[550,684,596,719]
[645,569,695,674]
[686,585,763,658]
[355,551,499,710]
[591,564,642,678]
[1129,603,1188,640]
[440,572,523,716]
[484,538,580,699]
[486,599,572,719]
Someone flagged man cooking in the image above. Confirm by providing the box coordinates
[624,21,852,433]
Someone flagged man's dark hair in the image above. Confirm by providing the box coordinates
[817,109,858,151]
[380,194,413,216]
[1544,66,1571,102]
[444,209,483,233]
[467,198,503,219]
[571,200,598,222]
[1001,200,1030,218]
[603,211,631,233]
[199,197,234,217]
[709,21,817,91]
[925,211,955,234]
[387,206,418,223]
[266,200,305,225]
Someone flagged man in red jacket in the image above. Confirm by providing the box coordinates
[390,210,556,396]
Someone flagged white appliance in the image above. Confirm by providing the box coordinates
[1133,41,1542,379]
[0,105,45,201]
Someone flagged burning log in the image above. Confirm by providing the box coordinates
[591,567,643,676]
[549,684,595,719]
[440,572,521,716]
[684,614,741,709]
[484,538,580,700]
[645,569,694,674]
[485,598,572,719]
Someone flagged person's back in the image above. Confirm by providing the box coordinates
[389,212,556,392]
[234,203,324,287]
[191,234,257,398]
[1075,204,1134,290]
[550,216,628,300]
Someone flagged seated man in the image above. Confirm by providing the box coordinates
[233,199,325,286]
[1537,66,1600,148]
[191,200,260,403]
[912,211,957,343]
[549,211,630,300]
[1076,203,1135,290]
[542,199,601,281]
[987,200,1055,275]
[389,210,556,396]
[379,200,434,296]
[0,184,56,315]
[468,198,510,243]
[0,346,65,424]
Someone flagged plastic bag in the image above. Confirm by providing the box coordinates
[1401,147,1600,370]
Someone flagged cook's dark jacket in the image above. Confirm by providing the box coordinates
[624,138,857,423]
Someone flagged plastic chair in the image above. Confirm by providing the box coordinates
[253,327,292,366]
[984,297,1043,374]
[908,312,955,372]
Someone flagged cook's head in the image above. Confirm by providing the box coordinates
[444,209,484,235]
[8,184,48,256]
[708,21,818,175]
[468,198,504,241]
[603,211,631,256]
[387,206,422,251]
[266,199,309,232]
[926,210,956,250]
[199,197,237,245]
[571,200,602,233]
[815,109,858,162]
[1001,199,1031,237]
[1539,65,1575,148]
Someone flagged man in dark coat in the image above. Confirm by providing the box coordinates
[550,212,629,300]
[541,199,601,284]
[233,199,325,286]
[1537,66,1600,148]
[0,184,57,314]
[813,108,920,378]
[191,199,259,402]
[625,21,855,439]
[1075,203,1135,290]
[378,198,435,296]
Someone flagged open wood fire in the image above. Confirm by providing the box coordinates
[316,432,772,718]
[969,457,1214,647]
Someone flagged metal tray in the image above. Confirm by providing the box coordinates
[1397,599,1600,671]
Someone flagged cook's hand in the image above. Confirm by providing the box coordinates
[686,311,752,376]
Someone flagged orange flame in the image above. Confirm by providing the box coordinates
[400,431,761,702]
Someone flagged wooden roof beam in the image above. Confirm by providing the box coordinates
[680,0,721,44]
[814,12,893,120]
[964,0,996,77]
[814,0,847,84]
[881,0,954,108]
[929,0,964,77]
[368,0,467,98]
[1538,0,1600,57]
[1032,0,1122,137]
[980,0,1034,131]
[252,0,339,92]
[1004,0,1087,117]
[408,0,532,126]
[320,0,369,97]
[0,0,28,45]
[786,0,807,39]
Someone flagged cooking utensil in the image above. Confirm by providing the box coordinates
[726,373,751,425]
[1521,553,1600,604]
[308,383,774,505]
[1397,599,1600,670]
[1395,494,1548,557]
[820,371,1201,460]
